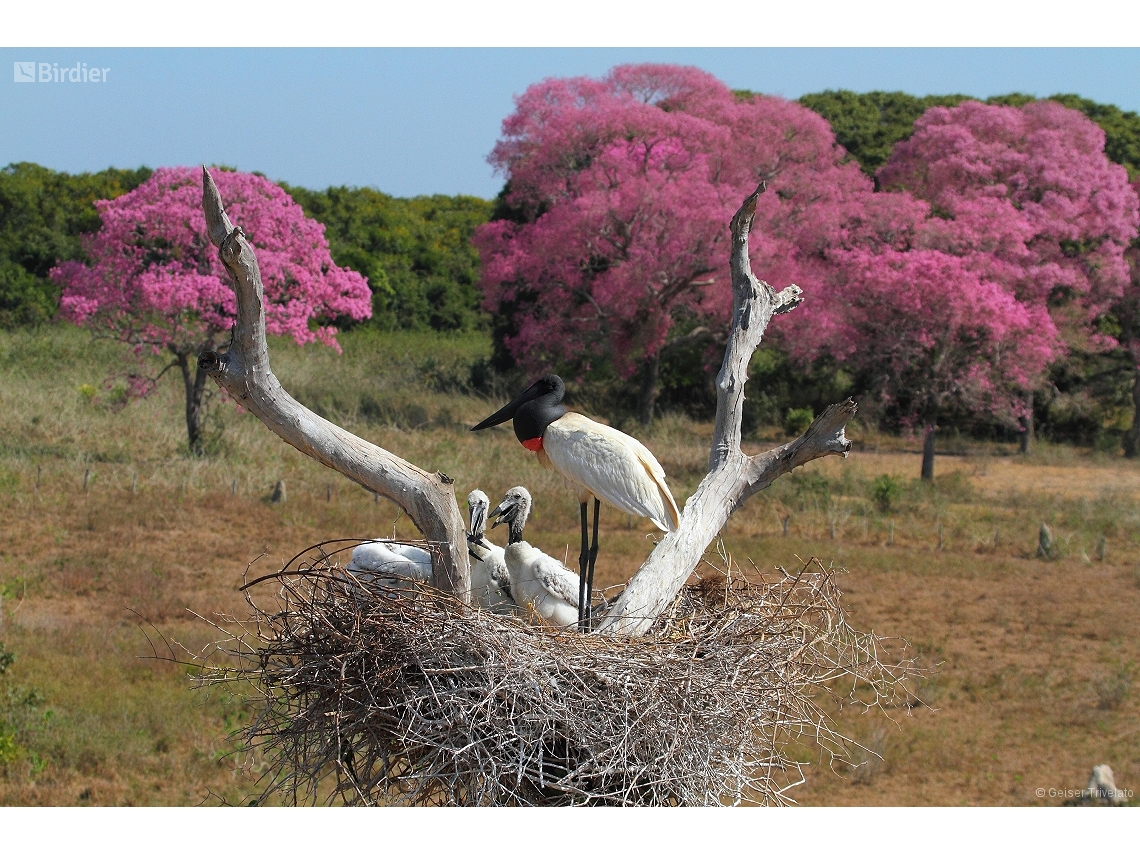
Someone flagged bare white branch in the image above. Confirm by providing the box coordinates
[598,183,855,637]
[197,168,470,599]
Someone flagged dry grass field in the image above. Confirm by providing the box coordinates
[1,325,1138,805]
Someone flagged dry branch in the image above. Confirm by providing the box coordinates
[599,184,856,636]
[196,168,469,598]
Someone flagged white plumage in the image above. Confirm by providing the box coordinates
[504,541,581,627]
[491,486,581,628]
[540,412,680,532]
[466,489,515,611]
[344,540,432,588]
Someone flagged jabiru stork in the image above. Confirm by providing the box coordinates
[344,540,432,589]
[466,489,514,611]
[489,486,581,627]
[472,374,680,629]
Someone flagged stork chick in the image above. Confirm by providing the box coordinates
[489,486,581,628]
[466,489,515,612]
[344,540,432,589]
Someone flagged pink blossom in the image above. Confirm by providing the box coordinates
[475,64,894,383]
[808,249,1058,427]
[788,99,1138,439]
[879,100,1139,320]
[53,167,371,357]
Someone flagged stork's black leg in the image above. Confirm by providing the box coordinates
[586,498,600,631]
[578,501,589,629]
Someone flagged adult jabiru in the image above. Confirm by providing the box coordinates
[471,374,680,629]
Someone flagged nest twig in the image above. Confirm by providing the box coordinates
[192,540,920,806]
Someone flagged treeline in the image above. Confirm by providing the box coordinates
[6,92,1136,335]
[0,164,492,335]
[795,90,1140,180]
[3,88,1140,448]
[281,184,492,332]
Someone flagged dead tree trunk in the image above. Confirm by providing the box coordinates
[636,353,660,426]
[598,184,855,637]
[1125,366,1140,459]
[196,169,470,599]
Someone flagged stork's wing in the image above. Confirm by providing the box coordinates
[544,412,680,531]
[350,542,431,581]
[346,542,431,584]
[533,553,582,606]
[387,543,431,565]
[346,542,397,572]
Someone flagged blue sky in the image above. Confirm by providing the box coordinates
[2,48,1138,199]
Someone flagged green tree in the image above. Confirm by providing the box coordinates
[281,184,493,332]
[798,90,1140,181]
[0,162,152,327]
[796,90,970,177]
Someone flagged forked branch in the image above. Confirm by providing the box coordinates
[598,183,856,637]
[197,171,851,626]
[197,168,470,599]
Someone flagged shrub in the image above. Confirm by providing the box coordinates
[784,407,814,436]
[870,474,902,513]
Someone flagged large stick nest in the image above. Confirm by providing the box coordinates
[193,540,919,806]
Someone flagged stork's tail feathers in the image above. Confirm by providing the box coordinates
[661,482,681,532]
[640,457,680,532]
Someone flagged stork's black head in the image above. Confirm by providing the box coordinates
[470,374,567,447]
[531,374,564,398]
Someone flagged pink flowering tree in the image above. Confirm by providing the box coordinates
[475,64,905,424]
[52,167,371,453]
[806,249,1059,479]
[878,100,1140,451]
